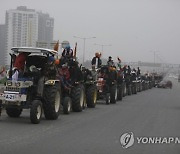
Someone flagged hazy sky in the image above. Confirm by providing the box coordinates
[1,0,180,64]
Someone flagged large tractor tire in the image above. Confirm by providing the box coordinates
[142,83,146,91]
[133,83,137,94]
[135,85,137,94]
[30,100,42,124]
[138,82,142,92]
[106,93,110,105]
[43,83,61,120]
[117,85,123,101]
[6,107,22,118]
[63,97,72,114]
[71,84,85,112]
[110,84,117,104]
[131,85,135,94]
[123,83,127,97]
[86,85,97,108]
[127,85,132,95]
[145,83,148,90]
[139,83,142,92]
[149,82,152,89]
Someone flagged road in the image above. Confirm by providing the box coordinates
[0,78,180,154]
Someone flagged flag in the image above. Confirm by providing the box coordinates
[99,52,102,57]
[74,42,77,60]
[117,57,121,63]
[54,40,59,51]
[0,66,5,75]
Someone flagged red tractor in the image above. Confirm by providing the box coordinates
[96,65,117,104]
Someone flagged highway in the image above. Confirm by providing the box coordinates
[0,78,180,154]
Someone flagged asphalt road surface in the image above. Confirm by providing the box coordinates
[0,78,180,154]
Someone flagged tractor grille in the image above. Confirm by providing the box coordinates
[6,87,20,92]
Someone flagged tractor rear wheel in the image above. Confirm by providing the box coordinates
[71,84,85,112]
[86,85,97,108]
[43,83,61,120]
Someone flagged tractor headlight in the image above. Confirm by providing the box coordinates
[6,81,12,86]
[29,65,37,72]
[45,80,55,85]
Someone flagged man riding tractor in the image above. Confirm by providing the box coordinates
[96,56,118,104]
[58,44,97,114]
[91,52,102,69]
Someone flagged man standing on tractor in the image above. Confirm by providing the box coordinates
[107,56,115,67]
[131,68,137,80]
[91,52,102,69]
[58,44,74,90]
[137,67,141,76]
[127,65,131,75]
[62,45,73,58]
[117,57,122,69]
[117,57,124,79]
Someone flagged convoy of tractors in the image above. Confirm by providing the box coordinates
[0,46,164,124]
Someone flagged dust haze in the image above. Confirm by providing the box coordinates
[0,0,180,64]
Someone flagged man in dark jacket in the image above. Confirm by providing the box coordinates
[137,67,141,76]
[107,56,115,67]
[91,52,102,69]
[61,45,74,65]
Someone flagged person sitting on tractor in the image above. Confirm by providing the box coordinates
[62,45,73,57]
[91,52,102,69]
[12,52,30,80]
[107,56,115,67]
[61,45,74,65]
[37,56,56,97]
[58,63,72,90]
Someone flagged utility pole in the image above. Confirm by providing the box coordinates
[73,36,96,65]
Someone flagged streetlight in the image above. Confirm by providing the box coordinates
[149,50,159,65]
[94,43,112,52]
[156,54,167,72]
[73,36,96,65]
[149,50,159,72]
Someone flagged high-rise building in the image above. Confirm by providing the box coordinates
[38,12,54,43]
[5,6,38,65]
[0,24,6,66]
[5,6,54,65]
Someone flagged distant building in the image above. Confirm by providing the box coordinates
[37,12,54,43]
[36,41,57,49]
[5,6,38,65]
[5,6,54,66]
[0,24,6,66]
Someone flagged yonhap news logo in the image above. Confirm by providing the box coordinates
[120,132,135,148]
[120,132,180,149]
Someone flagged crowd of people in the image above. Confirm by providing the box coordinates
[7,42,146,91]
[91,51,142,79]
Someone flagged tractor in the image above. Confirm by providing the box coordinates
[0,47,61,124]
